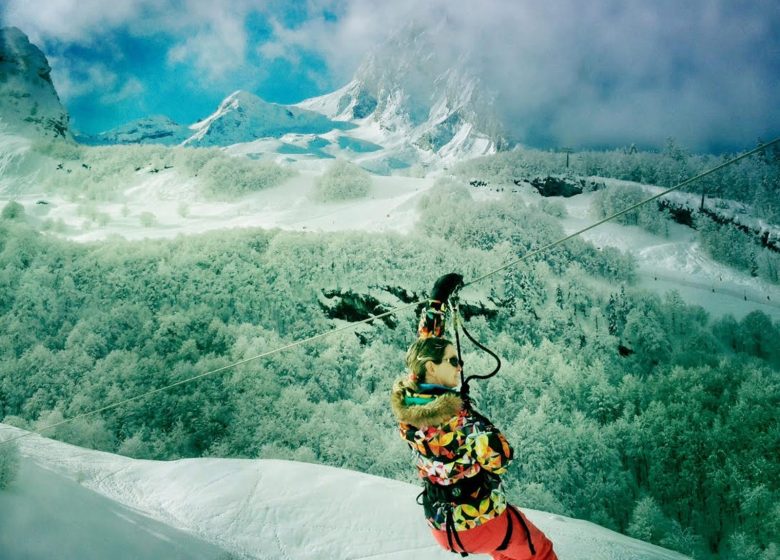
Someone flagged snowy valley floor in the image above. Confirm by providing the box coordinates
[1,425,689,560]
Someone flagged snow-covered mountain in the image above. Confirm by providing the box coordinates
[183,90,355,147]
[75,92,355,148]
[296,22,505,169]
[1,424,690,560]
[0,27,70,139]
[76,115,191,146]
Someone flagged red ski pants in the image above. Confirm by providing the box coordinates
[430,506,557,560]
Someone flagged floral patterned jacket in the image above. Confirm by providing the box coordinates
[390,377,514,531]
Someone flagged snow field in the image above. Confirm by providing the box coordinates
[1,425,690,560]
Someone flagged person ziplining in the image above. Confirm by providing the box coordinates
[391,273,558,559]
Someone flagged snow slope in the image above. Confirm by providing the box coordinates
[0,460,229,559]
[558,188,780,320]
[1,425,689,560]
[10,167,431,242]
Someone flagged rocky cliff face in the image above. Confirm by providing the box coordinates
[0,27,70,139]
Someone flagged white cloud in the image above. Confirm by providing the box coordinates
[265,0,421,79]
[47,57,120,100]
[2,0,154,45]
[3,0,777,149]
[156,0,253,80]
[3,0,253,80]
[47,56,145,107]
[100,77,146,104]
[288,0,777,150]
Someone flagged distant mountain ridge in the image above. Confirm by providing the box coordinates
[297,22,506,164]
[76,92,355,147]
[75,115,190,146]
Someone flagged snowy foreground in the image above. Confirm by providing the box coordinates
[1,425,688,560]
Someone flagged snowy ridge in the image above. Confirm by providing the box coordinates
[656,187,780,244]
[294,80,361,121]
[77,115,191,146]
[182,90,353,147]
[188,90,246,133]
[2,424,689,560]
[329,22,503,166]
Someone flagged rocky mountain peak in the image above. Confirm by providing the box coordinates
[0,26,70,139]
[301,21,506,162]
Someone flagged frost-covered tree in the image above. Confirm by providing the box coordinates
[627,495,670,544]
[624,308,671,368]
[0,438,20,490]
[138,211,157,227]
[592,184,671,236]
[200,156,295,200]
[1,201,25,221]
[313,159,372,202]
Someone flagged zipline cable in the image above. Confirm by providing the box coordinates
[0,301,421,445]
[1,136,778,447]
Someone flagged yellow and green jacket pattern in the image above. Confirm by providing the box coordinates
[391,378,514,531]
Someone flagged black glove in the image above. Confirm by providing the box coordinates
[430,273,464,305]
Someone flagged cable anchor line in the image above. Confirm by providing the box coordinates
[2,136,778,447]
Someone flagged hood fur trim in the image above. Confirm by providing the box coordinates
[390,378,463,428]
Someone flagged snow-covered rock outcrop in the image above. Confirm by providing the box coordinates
[0,27,70,139]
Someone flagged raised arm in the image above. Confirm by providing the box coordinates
[418,273,464,338]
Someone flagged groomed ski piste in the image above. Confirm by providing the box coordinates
[0,424,689,560]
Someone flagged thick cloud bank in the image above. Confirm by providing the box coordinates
[2,0,777,151]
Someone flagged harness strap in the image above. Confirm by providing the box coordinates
[448,300,502,411]
[496,505,514,551]
[446,511,469,557]
[507,505,537,556]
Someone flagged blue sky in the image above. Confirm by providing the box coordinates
[1,0,778,152]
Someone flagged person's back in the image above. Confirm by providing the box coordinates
[390,273,557,559]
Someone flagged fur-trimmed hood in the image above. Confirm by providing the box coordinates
[390,377,464,428]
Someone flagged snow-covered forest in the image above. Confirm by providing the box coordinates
[1,151,778,558]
